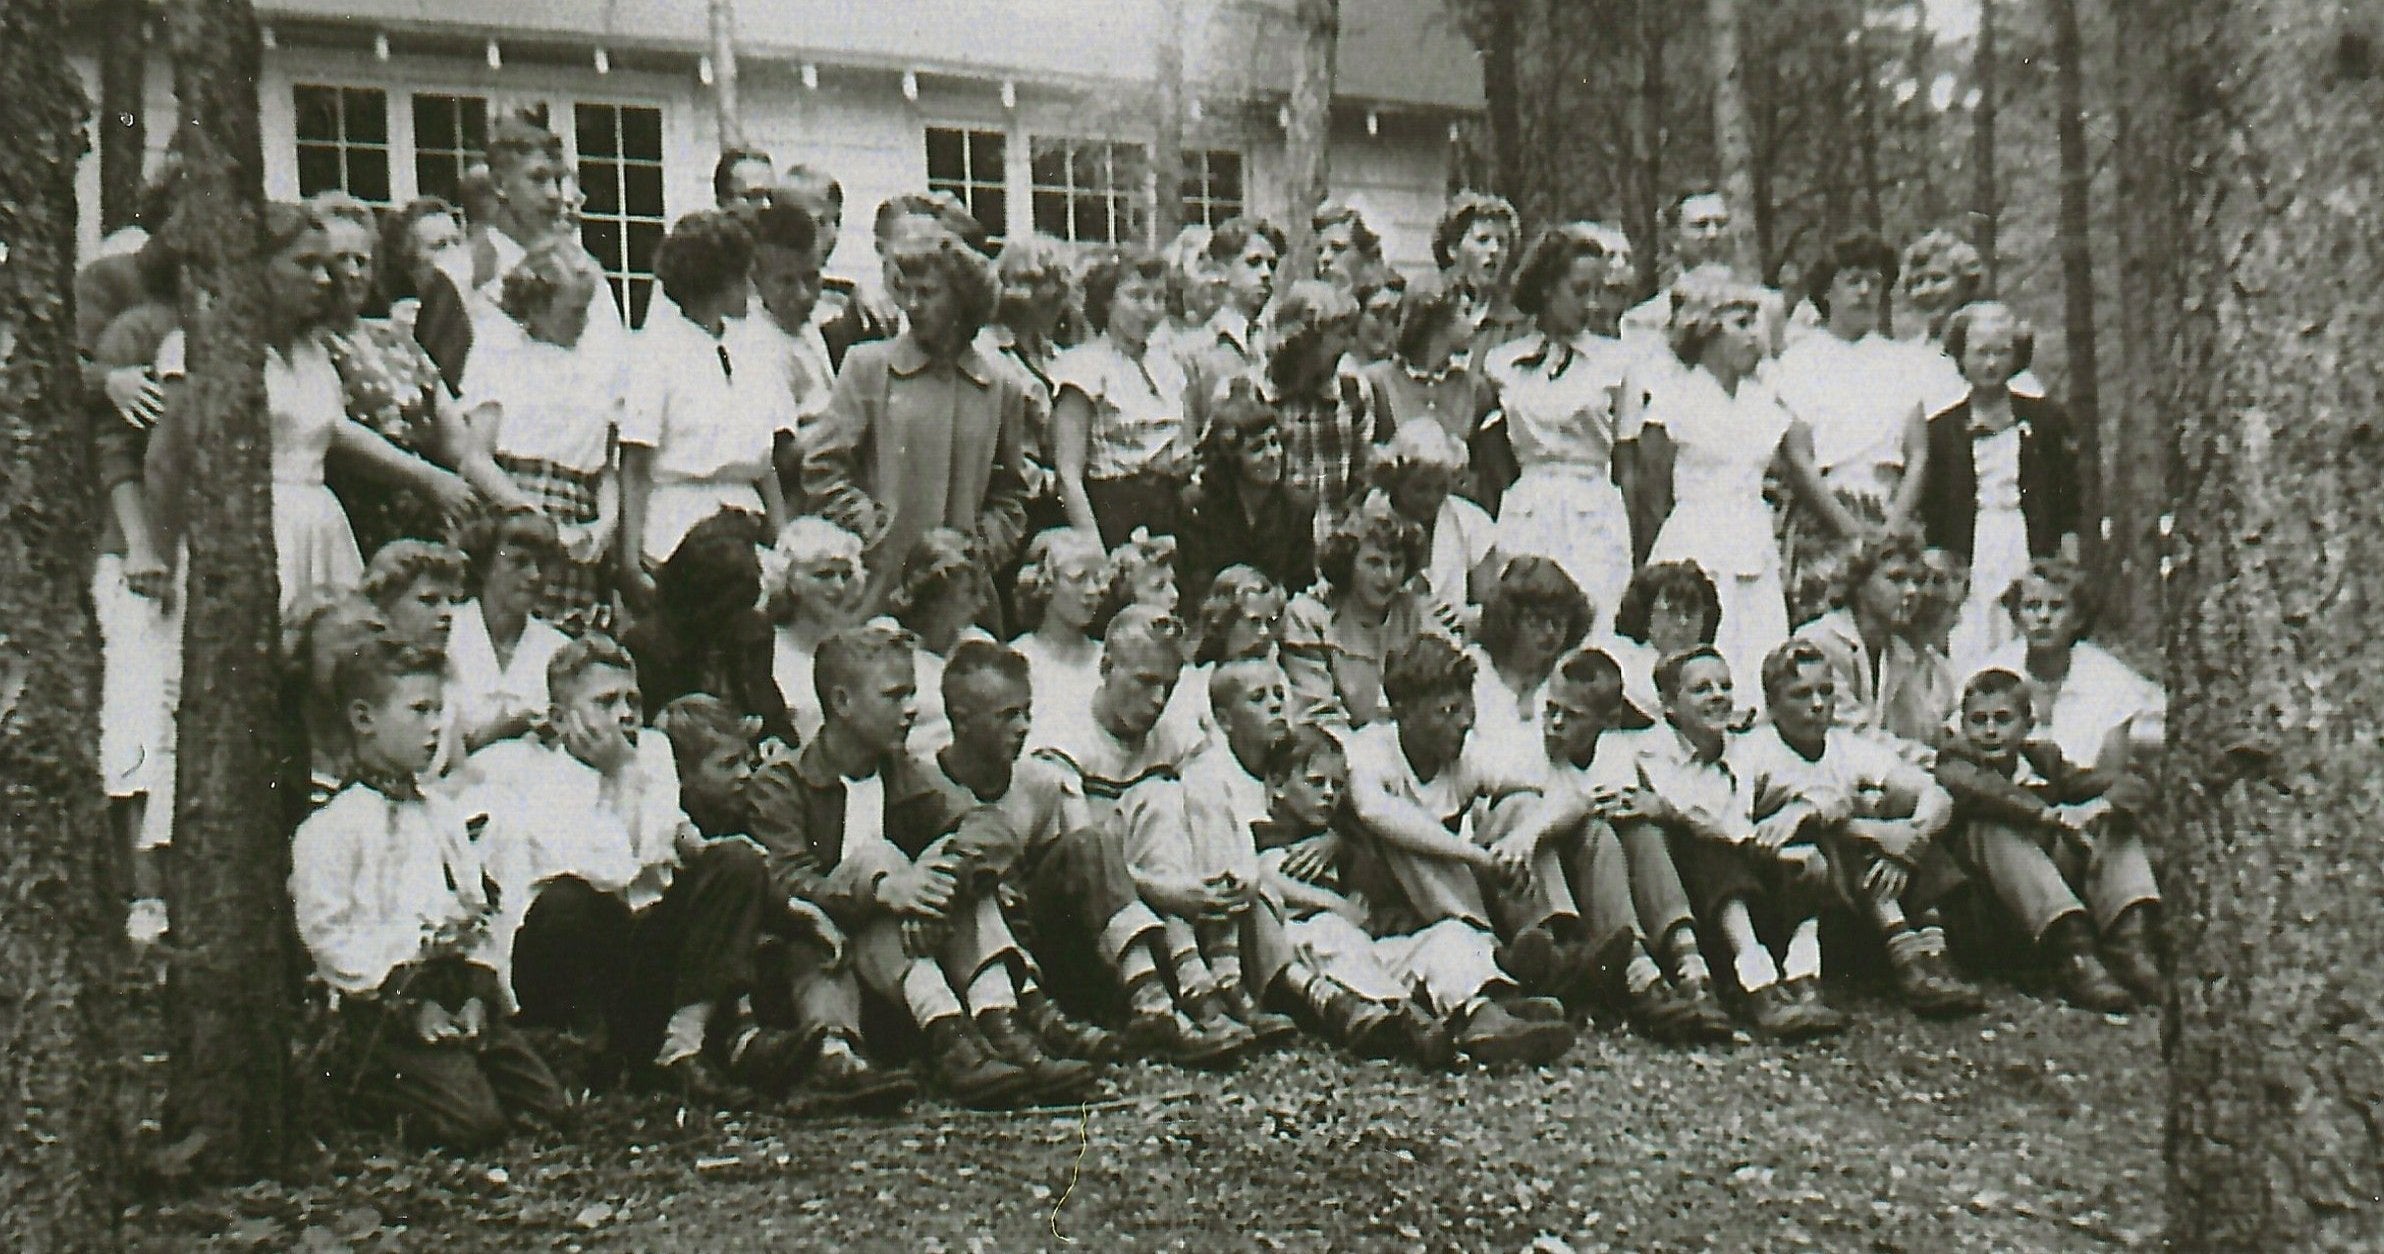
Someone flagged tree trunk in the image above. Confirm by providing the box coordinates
[2164,3,2384,1247]
[1971,0,1999,291]
[0,1,129,1243]
[707,0,743,151]
[1479,0,1526,203]
[159,0,297,1184]
[1634,0,1669,295]
[1853,5,1885,236]
[1151,0,1186,240]
[2102,0,2183,647]
[1706,0,1759,275]
[1283,0,1340,279]
[2048,0,2102,571]
[98,0,148,236]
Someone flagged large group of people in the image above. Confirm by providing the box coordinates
[83,113,2169,1150]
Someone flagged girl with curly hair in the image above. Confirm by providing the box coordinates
[1052,248,1194,545]
[1279,496,1438,728]
[1606,560,1724,723]
[765,515,870,745]
[1432,191,1527,357]
[1007,527,1112,739]
[1468,556,1595,760]
[887,527,998,753]
[1180,376,1317,607]
[1481,223,1645,636]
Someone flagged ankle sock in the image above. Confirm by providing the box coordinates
[964,962,1017,1016]
[902,959,964,1026]
[1782,919,1824,982]
[1624,945,1665,997]
[657,1001,712,1067]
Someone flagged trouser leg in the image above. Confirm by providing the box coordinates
[509,877,634,1030]
[618,842,769,1065]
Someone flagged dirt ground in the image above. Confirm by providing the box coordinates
[123,981,2164,1253]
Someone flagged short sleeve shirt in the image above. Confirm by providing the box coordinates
[621,301,787,484]
[1051,336,1192,479]
[1343,722,1540,830]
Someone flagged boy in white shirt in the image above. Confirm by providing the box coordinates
[292,638,567,1149]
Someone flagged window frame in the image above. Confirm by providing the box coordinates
[1027,134,1152,247]
[924,123,1012,244]
[570,99,671,329]
[292,83,394,204]
[1180,147,1247,229]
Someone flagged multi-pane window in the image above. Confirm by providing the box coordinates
[926,126,1008,241]
[411,93,488,206]
[574,103,667,328]
[293,85,391,203]
[1030,138,1148,246]
[1181,149,1245,228]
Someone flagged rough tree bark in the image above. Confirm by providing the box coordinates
[2048,0,2101,573]
[1479,0,1525,204]
[2163,3,2384,1247]
[1151,0,1186,241]
[1634,0,1671,293]
[1970,0,1999,291]
[158,0,297,1184]
[1852,3,1885,236]
[98,0,148,236]
[1283,0,1340,278]
[0,1,129,1244]
[2104,0,2184,646]
[1706,0,1759,275]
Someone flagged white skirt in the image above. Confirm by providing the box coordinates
[93,553,181,802]
[1494,464,1633,636]
[272,481,364,624]
[644,477,766,567]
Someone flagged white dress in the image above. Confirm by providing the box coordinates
[1950,424,2031,672]
[1645,367,1792,699]
[1483,332,1639,634]
[1770,331,1934,508]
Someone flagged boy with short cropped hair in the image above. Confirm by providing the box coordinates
[1730,640,1985,1019]
[1616,646,1848,1041]
[929,638,1247,1068]
[1342,636,1581,1063]
[743,624,1099,1108]
[293,637,568,1150]
[1934,669,2160,1009]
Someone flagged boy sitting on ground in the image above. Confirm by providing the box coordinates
[292,637,568,1150]
[744,623,1100,1108]
[1729,640,1985,1019]
[1932,668,2161,1010]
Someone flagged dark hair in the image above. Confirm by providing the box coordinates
[135,161,185,235]
[133,231,182,303]
[745,199,819,258]
[547,630,639,700]
[814,622,918,712]
[1431,192,1518,272]
[1556,645,1624,689]
[1262,721,1346,784]
[1079,248,1171,336]
[655,209,755,311]
[1653,644,1727,703]
[656,508,767,627]
[943,638,1032,710]
[1381,634,1476,711]
[1998,556,2097,641]
[1476,556,1593,666]
[376,196,460,305]
[485,113,564,174]
[1664,188,1726,231]
[333,636,445,713]
[1942,301,2037,374]
[712,147,776,202]
[1758,638,1832,704]
[887,528,991,629]
[1960,667,2036,719]
[1833,526,1931,611]
[1316,499,1427,595]
[876,191,990,255]
[1191,566,1287,666]
[1194,376,1283,501]
[1509,224,1612,320]
[454,506,563,592]
[1614,562,1722,646]
[889,234,1002,339]
[262,201,327,257]
[1206,216,1288,266]
[1805,230,1900,320]
[655,692,754,776]
[1313,201,1383,266]
[1392,282,1467,365]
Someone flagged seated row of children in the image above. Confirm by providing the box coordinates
[290,499,2162,1150]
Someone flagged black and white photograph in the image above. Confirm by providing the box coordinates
[0,0,2364,1248]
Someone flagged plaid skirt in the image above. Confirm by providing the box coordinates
[492,454,612,637]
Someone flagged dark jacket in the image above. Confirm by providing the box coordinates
[622,609,798,748]
[1182,477,1319,608]
[741,739,1016,925]
[1918,392,2081,566]
[1933,738,2152,833]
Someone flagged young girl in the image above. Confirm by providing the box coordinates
[1008,528,1112,739]
[1374,421,1500,636]
[1469,557,1595,763]
[360,539,469,648]
[1432,192,1526,359]
[619,210,791,608]
[1051,248,1193,546]
[1638,269,1840,698]
[1605,561,1724,725]
[1910,302,2082,670]
[1279,497,1437,728]
[1360,284,1498,500]
[1181,376,1317,608]
[887,528,998,755]
[765,515,870,746]
[453,242,625,634]
[1483,224,1643,636]
[441,509,571,763]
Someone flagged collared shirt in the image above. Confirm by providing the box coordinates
[1279,589,1441,729]
[291,781,494,997]
[458,332,626,475]
[1481,332,1641,473]
[1604,720,1756,842]
[1728,722,1952,834]
[1266,370,1381,514]
[1771,330,1935,502]
[623,301,789,481]
[743,737,1010,924]
[1344,722,1541,831]
[1793,608,1958,753]
[1974,639,2166,771]
[462,733,687,918]
[1051,334,1192,479]
[439,599,568,765]
[723,312,832,440]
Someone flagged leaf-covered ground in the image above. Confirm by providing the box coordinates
[123,982,2163,1252]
